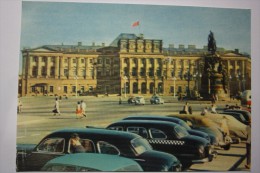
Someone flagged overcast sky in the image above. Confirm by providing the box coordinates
[21,1,251,54]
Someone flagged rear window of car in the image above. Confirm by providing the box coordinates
[97,141,120,155]
[127,127,148,138]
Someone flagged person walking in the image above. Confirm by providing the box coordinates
[17,98,22,113]
[245,118,251,169]
[210,104,217,114]
[53,98,61,116]
[76,101,83,119]
[80,100,87,117]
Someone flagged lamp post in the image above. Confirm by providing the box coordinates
[229,75,232,98]
[74,75,78,98]
[123,76,128,98]
[242,75,246,91]
[173,76,177,98]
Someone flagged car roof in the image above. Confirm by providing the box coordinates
[108,119,180,129]
[123,115,181,124]
[44,153,142,171]
[45,128,139,141]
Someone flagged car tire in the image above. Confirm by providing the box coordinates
[222,143,231,150]
[181,162,192,170]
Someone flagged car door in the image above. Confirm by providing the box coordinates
[24,137,65,171]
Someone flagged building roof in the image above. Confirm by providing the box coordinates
[109,33,139,47]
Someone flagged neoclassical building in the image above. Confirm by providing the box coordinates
[19,33,251,97]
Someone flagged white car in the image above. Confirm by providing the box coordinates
[134,96,145,105]
[150,95,164,104]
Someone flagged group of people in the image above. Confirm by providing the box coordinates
[76,100,87,119]
[52,97,87,119]
[200,104,218,115]
[180,102,193,114]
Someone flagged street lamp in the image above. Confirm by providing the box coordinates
[123,76,128,98]
[229,75,232,98]
[173,76,177,98]
[74,75,78,98]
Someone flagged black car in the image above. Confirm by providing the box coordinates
[123,116,211,144]
[107,120,214,169]
[16,128,181,172]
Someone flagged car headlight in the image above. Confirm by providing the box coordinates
[198,145,205,154]
[160,165,169,172]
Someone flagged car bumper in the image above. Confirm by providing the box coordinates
[192,154,214,163]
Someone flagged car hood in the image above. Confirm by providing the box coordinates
[187,129,210,140]
[136,150,180,171]
[181,135,209,146]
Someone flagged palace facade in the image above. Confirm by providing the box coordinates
[19,33,251,97]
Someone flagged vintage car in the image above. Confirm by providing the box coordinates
[220,112,248,125]
[41,153,143,171]
[123,115,211,143]
[150,95,164,104]
[204,114,247,140]
[107,120,214,169]
[134,96,146,105]
[223,109,251,124]
[167,114,232,150]
[17,128,181,172]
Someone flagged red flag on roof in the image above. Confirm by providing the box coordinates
[132,21,140,27]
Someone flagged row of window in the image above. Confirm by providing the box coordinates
[31,86,94,94]
[31,56,95,64]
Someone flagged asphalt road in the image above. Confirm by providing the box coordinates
[17,96,249,171]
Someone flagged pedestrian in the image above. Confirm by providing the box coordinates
[17,98,22,113]
[53,98,61,116]
[119,96,122,104]
[201,107,208,116]
[180,102,189,114]
[188,105,193,114]
[80,100,87,117]
[245,118,251,169]
[76,101,83,119]
[210,104,217,114]
[220,116,230,136]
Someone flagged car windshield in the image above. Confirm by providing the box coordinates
[179,121,191,130]
[174,126,189,138]
[131,137,152,155]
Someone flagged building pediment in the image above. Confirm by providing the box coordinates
[31,47,57,52]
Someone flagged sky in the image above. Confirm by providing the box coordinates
[20,1,251,54]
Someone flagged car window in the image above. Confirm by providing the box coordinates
[81,139,95,153]
[131,137,152,155]
[107,126,124,131]
[97,141,120,155]
[127,127,148,138]
[150,128,167,139]
[174,126,189,138]
[37,138,65,153]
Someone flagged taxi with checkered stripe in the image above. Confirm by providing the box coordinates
[107,120,214,170]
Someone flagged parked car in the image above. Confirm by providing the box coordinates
[224,109,251,124]
[220,112,248,125]
[41,153,143,171]
[150,95,164,104]
[123,115,211,144]
[127,96,136,104]
[167,114,232,150]
[204,114,247,140]
[134,96,145,105]
[17,128,181,172]
[107,120,214,170]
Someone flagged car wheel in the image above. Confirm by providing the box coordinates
[181,162,192,170]
[222,143,231,150]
